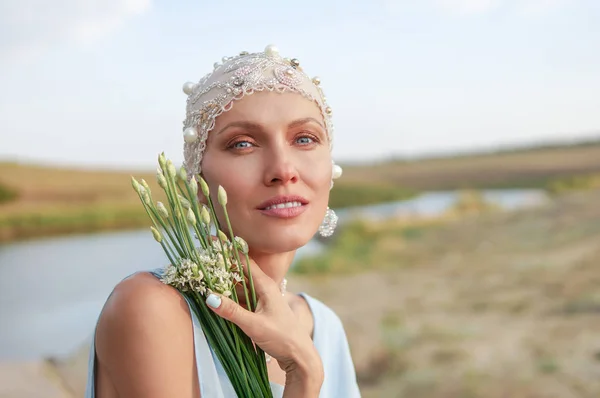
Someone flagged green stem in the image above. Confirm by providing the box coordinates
[166,174,196,258]
[221,205,253,311]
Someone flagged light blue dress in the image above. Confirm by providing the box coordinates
[85,269,362,397]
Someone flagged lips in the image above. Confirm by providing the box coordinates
[257,195,309,219]
[257,195,309,210]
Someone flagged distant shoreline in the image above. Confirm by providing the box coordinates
[2,140,600,243]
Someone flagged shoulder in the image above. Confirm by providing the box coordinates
[96,271,192,344]
[299,293,346,332]
[94,271,199,397]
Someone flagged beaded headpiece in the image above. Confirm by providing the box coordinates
[181,44,341,181]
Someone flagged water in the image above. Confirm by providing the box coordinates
[0,189,547,360]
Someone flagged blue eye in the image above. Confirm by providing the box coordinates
[297,136,314,145]
[232,141,253,149]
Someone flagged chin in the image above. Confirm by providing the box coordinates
[244,227,315,254]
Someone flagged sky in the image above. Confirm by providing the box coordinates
[0,0,599,170]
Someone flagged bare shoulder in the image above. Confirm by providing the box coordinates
[96,271,190,335]
[95,272,199,398]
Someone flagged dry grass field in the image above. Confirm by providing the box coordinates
[340,142,600,190]
[290,189,600,397]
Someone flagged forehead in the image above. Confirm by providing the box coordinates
[213,91,324,128]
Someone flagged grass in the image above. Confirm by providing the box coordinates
[288,188,600,398]
[339,140,600,191]
[0,181,18,203]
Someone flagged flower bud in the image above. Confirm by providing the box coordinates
[139,186,150,203]
[199,177,210,197]
[150,226,162,243]
[187,208,196,225]
[131,177,141,193]
[218,230,229,242]
[178,195,191,209]
[157,170,167,189]
[201,206,210,225]
[167,160,177,179]
[158,152,167,170]
[157,201,168,218]
[179,166,188,181]
[234,236,249,254]
[189,176,198,197]
[217,185,228,206]
[140,179,151,193]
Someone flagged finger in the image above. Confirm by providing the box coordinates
[205,293,256,334]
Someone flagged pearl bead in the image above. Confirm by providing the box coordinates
[325,106,332,115]
[332,164,343,179]
[285,68,294,76]
[183,127,198,143]
[312,76,321,85]
[182,82,196,95]
[290,58,300,67]
[264,44,279,58]
[214,62,220,69]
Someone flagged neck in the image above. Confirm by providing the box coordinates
[248,249,295,287]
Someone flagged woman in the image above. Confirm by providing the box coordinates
[85,44,361,397]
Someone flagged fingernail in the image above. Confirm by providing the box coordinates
[206,294,222,309]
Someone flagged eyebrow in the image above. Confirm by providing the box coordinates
[215,117,324,136]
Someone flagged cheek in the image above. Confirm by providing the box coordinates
[302,157,332,196]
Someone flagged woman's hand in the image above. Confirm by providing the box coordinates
[205,257,324,395]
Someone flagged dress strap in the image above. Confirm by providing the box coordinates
[149,268,227,398]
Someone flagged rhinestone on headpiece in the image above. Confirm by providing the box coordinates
[181,44,335,177]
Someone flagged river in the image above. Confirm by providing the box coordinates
[0,189,548,360]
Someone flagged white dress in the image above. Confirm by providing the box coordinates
[84,269,362,397]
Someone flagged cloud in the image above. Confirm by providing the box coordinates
[0,0,151,64]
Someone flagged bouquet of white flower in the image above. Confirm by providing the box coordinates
[131,152,272,397]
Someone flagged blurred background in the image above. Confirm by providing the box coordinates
[1,0,600,397]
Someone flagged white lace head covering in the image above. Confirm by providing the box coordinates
[181,44,340,179]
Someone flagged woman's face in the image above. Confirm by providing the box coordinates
[200,91,332,254]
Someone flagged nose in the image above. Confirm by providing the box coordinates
[263,150,299,186]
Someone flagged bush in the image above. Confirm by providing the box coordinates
[0,182,18,204]
[547,173,600,194]
[329,182,417,208]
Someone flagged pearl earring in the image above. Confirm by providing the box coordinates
[319,161,342,237]
[318,207,338,237]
